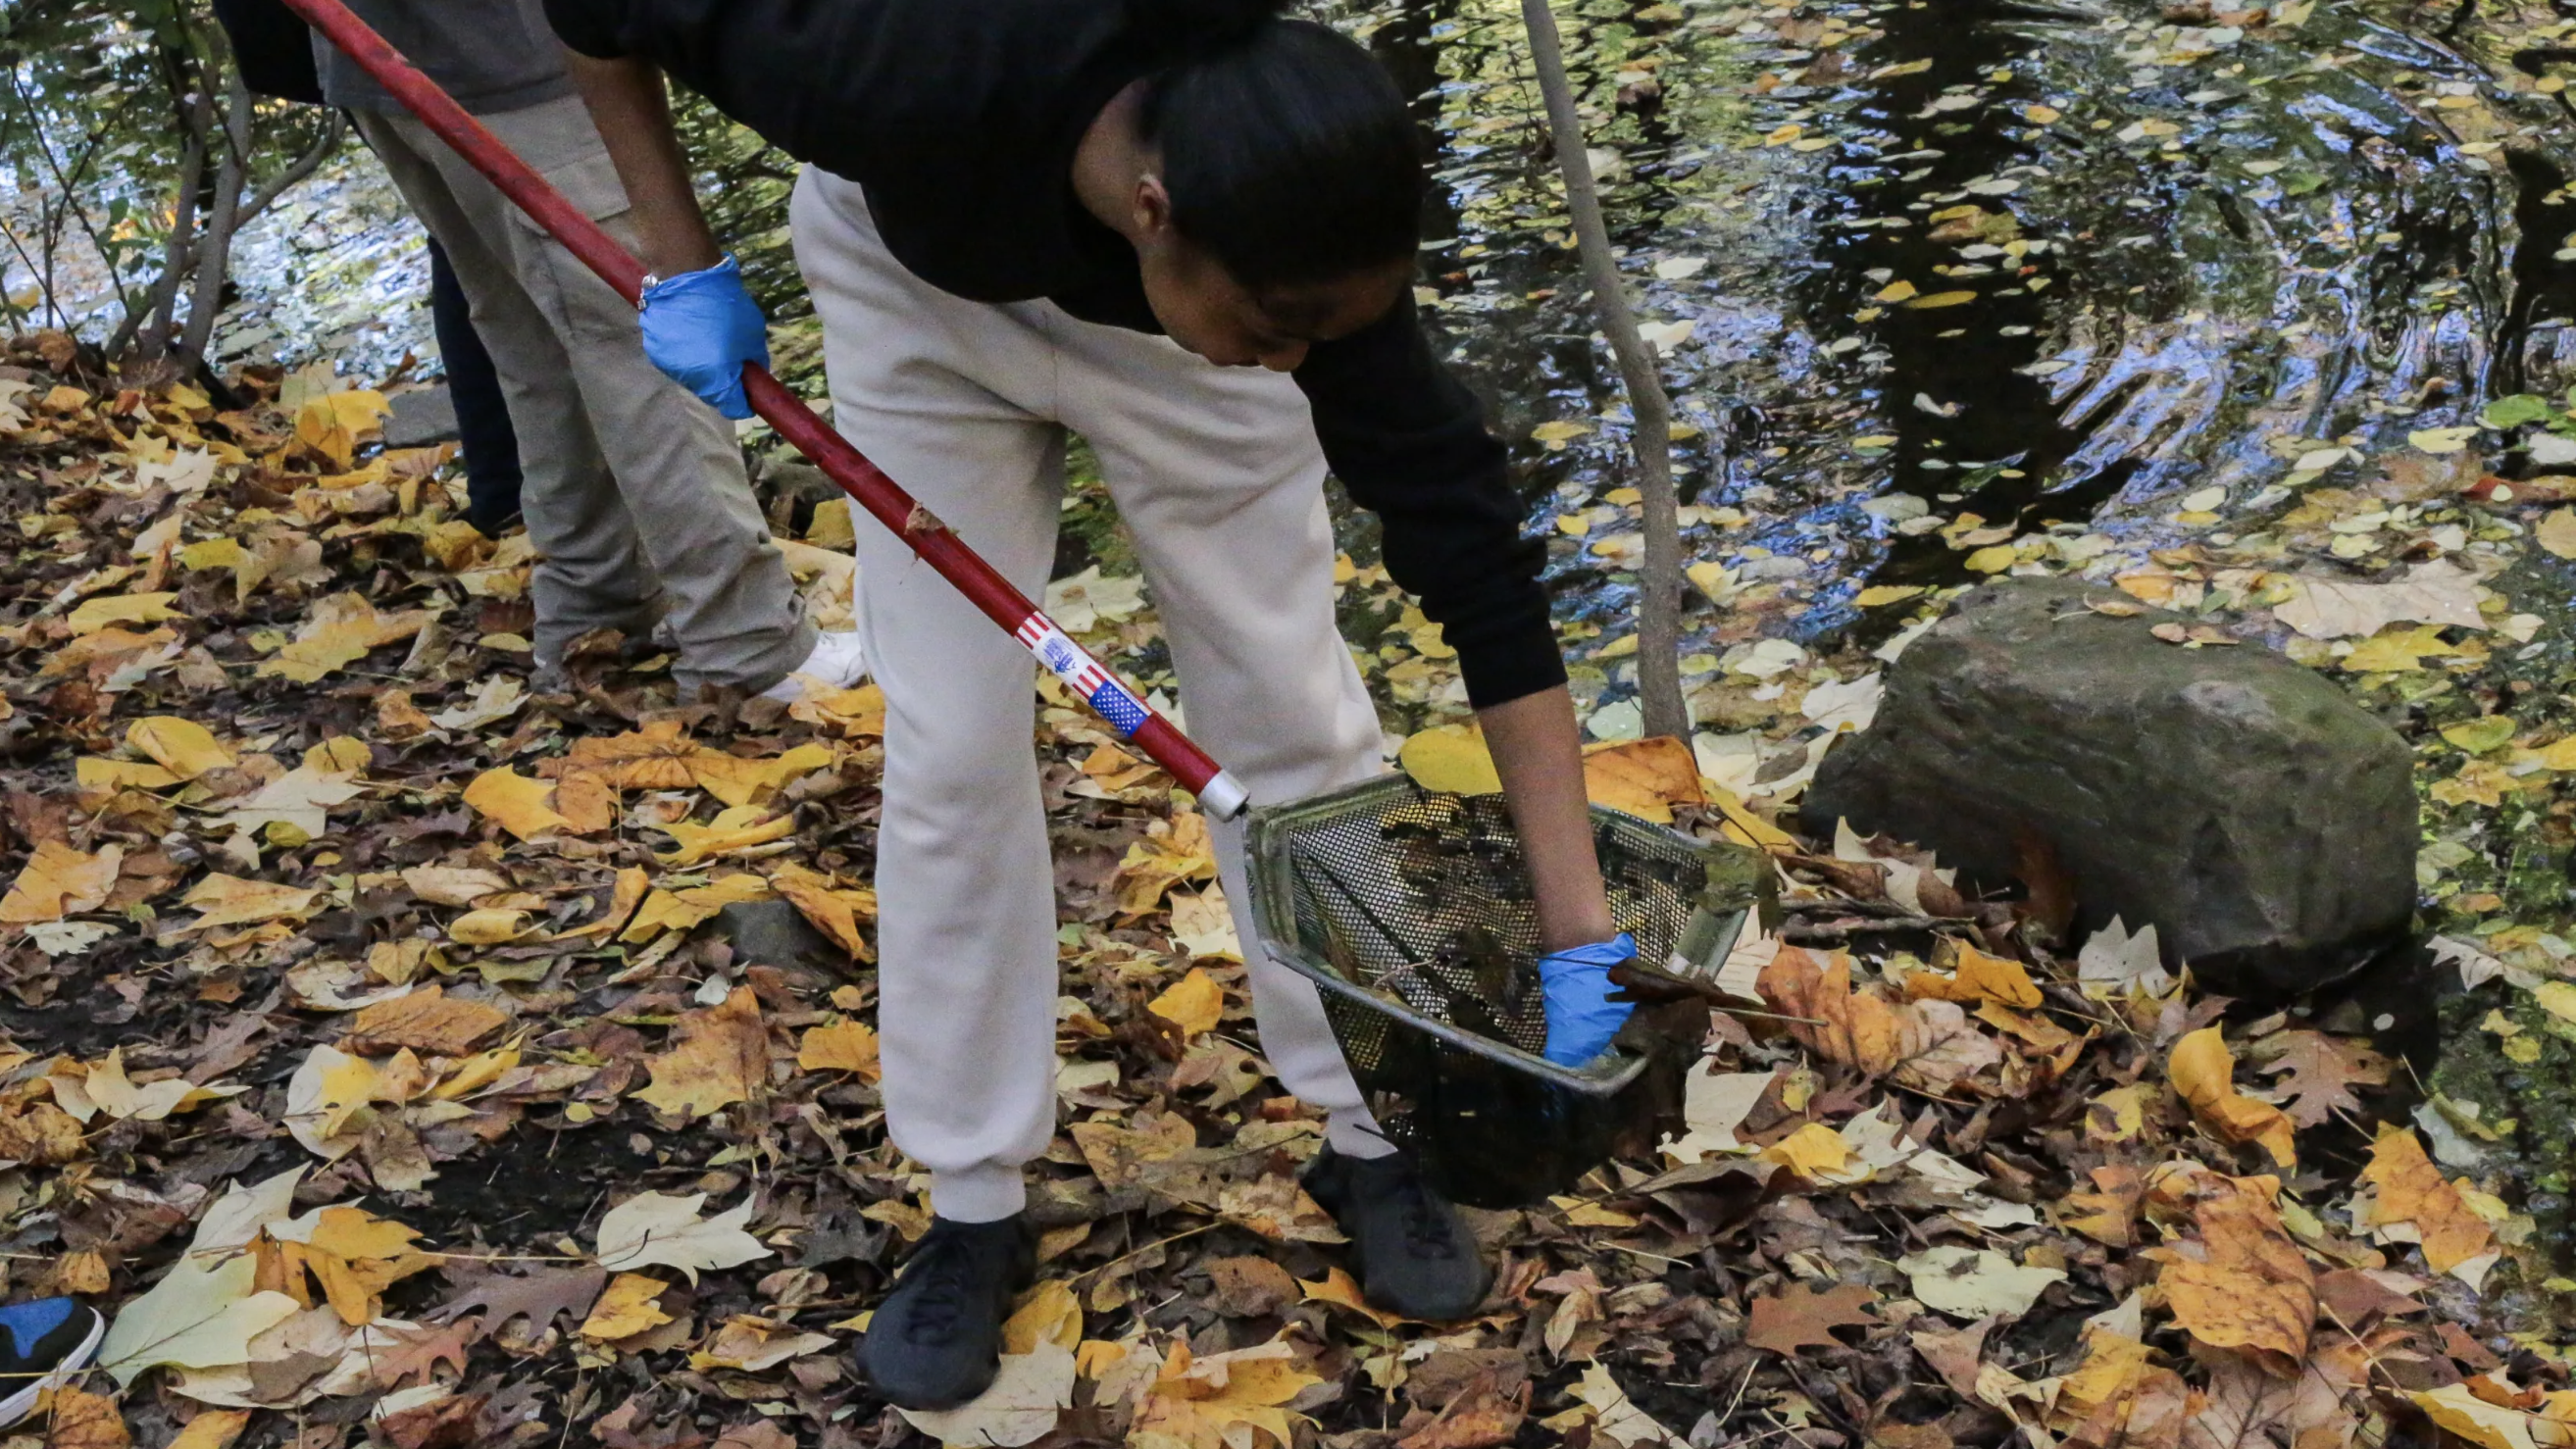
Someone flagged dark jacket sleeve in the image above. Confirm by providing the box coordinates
[1297,309,1565,710]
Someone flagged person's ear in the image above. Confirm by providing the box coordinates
[1132,174,1176,240]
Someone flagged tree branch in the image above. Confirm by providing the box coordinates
[1517,0,1691,741]
[237,110,345,227]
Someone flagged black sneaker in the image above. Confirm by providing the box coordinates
[0,1298,105,1425]
[856,1215,1035,1410]
[1303,1145,1491,1322]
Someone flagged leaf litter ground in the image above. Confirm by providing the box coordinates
[0,309,2572,1449]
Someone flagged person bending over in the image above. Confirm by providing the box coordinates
[549,0,1644,1409]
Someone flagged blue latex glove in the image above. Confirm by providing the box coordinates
[1538,932,1639,1067]
[639,254,768,420]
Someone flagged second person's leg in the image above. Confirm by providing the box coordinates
[469,96,821,696]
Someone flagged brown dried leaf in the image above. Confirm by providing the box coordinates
[44,1385,130,1449]
[1757,944,2003,1092]
[633,985,768,1119]
[345,985,509,1056]
[2248,1030,2387,1129]
[2147,1167,2314,1371]
[1744,1281,1879,1355]
[2356,1124,2493,1275]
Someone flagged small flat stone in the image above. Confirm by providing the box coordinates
[712,899,842,974]
[385,386,459,448]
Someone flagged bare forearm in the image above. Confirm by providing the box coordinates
[1479,685,1617,953]
[561,51,721,276]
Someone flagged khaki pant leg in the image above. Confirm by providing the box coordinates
[379,97,816,694]
[351,108,664,649]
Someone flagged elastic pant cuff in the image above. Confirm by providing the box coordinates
[928,1165,1028,1224]
[1327,1111,1399,1161]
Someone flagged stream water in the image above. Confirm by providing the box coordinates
[9,0,2576,1271]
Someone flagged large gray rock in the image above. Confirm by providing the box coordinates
[1802,578,2417,1000]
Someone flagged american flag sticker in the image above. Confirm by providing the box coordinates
[1015,614,1151,739]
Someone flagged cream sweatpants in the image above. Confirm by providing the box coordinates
[789,169,1392,1222]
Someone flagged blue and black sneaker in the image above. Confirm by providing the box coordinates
[0,1298,106,1425]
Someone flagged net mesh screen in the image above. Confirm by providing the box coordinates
[1249,779,1761,1205]
[1277,788,1726,1079]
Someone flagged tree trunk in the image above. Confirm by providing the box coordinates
[177,66,254,367]
[132,86,212,365]
[1516,0,1691,743]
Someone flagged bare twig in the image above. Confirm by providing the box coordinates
[1516,0,1689,740]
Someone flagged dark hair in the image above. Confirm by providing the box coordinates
[1131,4,1425,293]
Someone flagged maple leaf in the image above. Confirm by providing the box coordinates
[45,1384,132,1449]
[634,984,768,1118]
[1130,1339,1322,1449]
[1905,941,2044,1008]
[0,839,122,924]
[1150,967,1227,1038]
[461,767,568,841]
[1756,945,2003,1093]
[2272,560,2486,640]
[1744,1281,1879,1354]
[2248,1029,2388,1128]
[127,715,235,778]
[67,590,180,634]
[434,1266,608,1342]
[1896,1245,2064,1319]
[1113,810,1220,916]
[213,764,364,842]
[793,1018,880,1080]
[97,1252,300,1386]
[580,1274,675,1341]
[179,874,320,930]
[2063,1164,2147,1247]
[1580,735,1704,824]
[767,861,874,961]
[2144,1165,2314,1372]
[291,386,389,469]
[654,805,795,867]
[1572,1362,1685,1448]
[2356,1124,2495,1279]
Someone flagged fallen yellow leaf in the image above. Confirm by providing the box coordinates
[293,387,390,470]
[66,591,178,634]
[634,985,768,1119]
[2167,1027,2297,1170]
[1398,723,1503,796]
[1906,943,2045,1009]
[448,908,532,946]
[1582,735,1704,824]
[179,874,320,930]
[1150,968,1226,1039]
[795,1018,882,1080]
[0,840,122,924]
[655,805,795,867]
[1761,1121,1852,1178]
[2358,1124,2494,1274]
[581,1273,675,1341]
[463,767,570,842]
[126,715,237,782]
